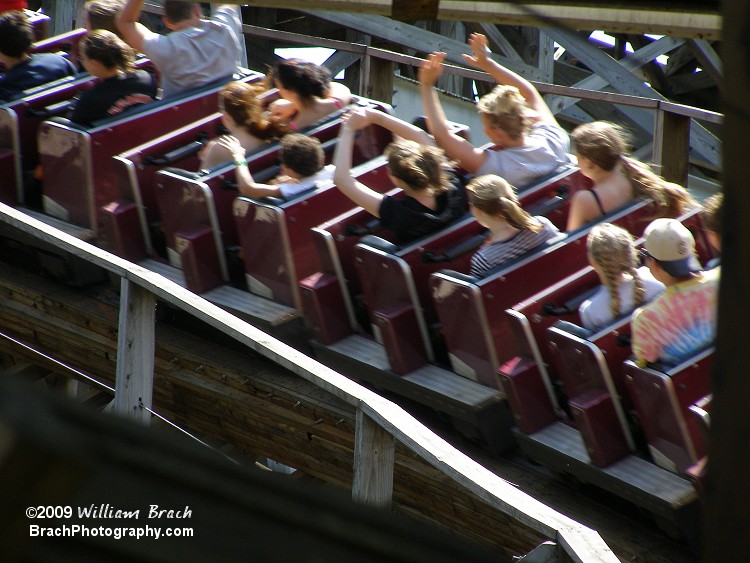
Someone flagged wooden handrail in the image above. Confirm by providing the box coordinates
[0,201,619,562]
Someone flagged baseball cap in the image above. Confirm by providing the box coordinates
[644,218,702,277]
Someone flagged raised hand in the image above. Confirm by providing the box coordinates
[342,107,372,131]
[418,52,447,87]
[462,33,491,69]
[217,135,245,162]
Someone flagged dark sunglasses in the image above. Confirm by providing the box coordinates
[639,248,652,264]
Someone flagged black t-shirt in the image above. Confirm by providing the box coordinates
[0,53,77,101]
[69,70,157,125]
[378,172,468,245]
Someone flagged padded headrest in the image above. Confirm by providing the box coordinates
[359,234,398,254]
[552,320,593,340]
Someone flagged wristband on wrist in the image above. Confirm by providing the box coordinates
[234,159,247,167]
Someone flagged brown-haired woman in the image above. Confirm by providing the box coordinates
[566,121,697,231]
[332,106,467,244]
[578,222,664,330]
[69,29,156,125]
[267,58,351,131]
[467,174,559,277]
[199,80,288,170]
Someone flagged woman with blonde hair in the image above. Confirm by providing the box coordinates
[199,80,288,170]
[467,174,559,278]
[566,121,696,231]
[578,222,664,330]
[418,33,570,187]
[333,106,467,244]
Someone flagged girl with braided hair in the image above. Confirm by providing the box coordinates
[566,121,697,231]
[199,80,288,170]
[467,174,560,278]
[333,107,467,245]
[579,223,664,331]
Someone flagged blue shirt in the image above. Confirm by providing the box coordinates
[0,52,77,101]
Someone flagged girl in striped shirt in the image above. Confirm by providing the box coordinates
[467,174,559,278]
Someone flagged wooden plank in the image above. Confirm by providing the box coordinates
[544,27,720,168]
[653,111,691,186]
[687,39,723,88]
[475,23,524,65]
[40,0,78,36]
[547,35,685,114]
[113,279,155,425]
[0,203,620,561]
[305,11,547,81]
[352,407,395,508]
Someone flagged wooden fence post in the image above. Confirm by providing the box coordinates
[653,108,690,187]
[352,406,395,508]
[114,279,155,425]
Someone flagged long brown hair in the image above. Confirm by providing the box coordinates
[467,174,541,232]
[219,81,288,141]
[384,140,452,195]
[573,121,697,217]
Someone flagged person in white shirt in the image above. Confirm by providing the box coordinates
[117,0,241,98]
[418,32,570,188]
[579,222,665,331]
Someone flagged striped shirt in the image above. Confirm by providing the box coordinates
[469,216,559,278]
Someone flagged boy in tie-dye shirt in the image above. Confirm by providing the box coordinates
[632,218,719,367]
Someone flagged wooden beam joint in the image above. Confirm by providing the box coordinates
[392,0,439,21]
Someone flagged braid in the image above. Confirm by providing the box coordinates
[629,265,646,309]
[597,252,623,319]
[587,222,640,320]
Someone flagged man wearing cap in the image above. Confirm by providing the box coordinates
[632,218,719,367]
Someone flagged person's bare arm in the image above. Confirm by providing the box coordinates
[463,32,559,127]
[418,52,485,173]
[116,0,154,53]
[566,189,599,231]
[328,81,352,106]
[332,121,384,217]
[219,137,281,198]
[350,107,435,147]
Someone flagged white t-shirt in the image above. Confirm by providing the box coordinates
[476,121,571,188]
[143,8,241,98]
[277,164,335,200]
[579,266,665,331]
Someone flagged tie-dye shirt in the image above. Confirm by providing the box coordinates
[631,267,720,367]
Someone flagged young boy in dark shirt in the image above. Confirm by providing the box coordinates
[0,11,77,101]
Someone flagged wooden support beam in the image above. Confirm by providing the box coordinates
[305,11,547,81]
[653,110,691,186]
[547,35,685,114]
[687,39,723,88]
[114,279,155,425]
[474,23,524,65]
[544,27,720,168]
[352,406,395,508]
[521,28,555,83]
[322,50,362,77]
[361,55,394,104]
[201,1,722,40]
[39,0,78,36]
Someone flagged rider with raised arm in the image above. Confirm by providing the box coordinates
[418,33,570,187]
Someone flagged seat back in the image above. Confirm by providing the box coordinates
[39,71,263,232]
[235,155,392,307]
[431,199,656,387]
[31,28,87,59]
[109,112,224,259]
[624,348,713,473]
[0,74,98,204]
